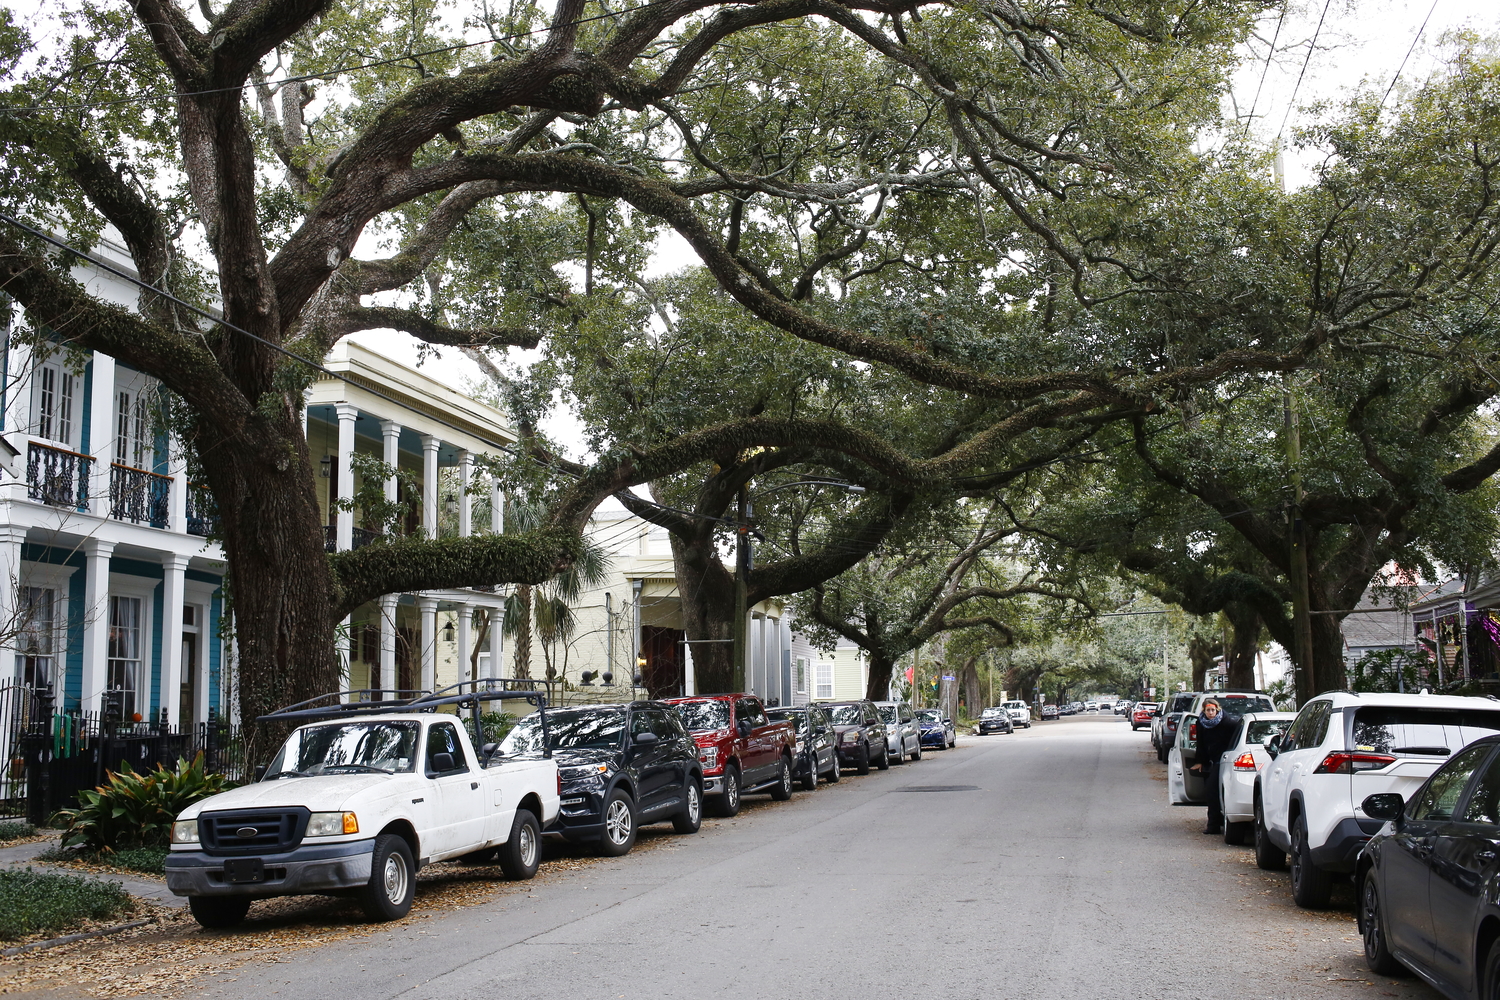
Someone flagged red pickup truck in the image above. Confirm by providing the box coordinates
[664,694,796,816]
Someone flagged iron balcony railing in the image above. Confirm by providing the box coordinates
[109,463,171,528]
[324,525,381,552]
[186,482,218,537]
[26,442,93,511]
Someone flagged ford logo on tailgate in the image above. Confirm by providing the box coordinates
[235,826,259,839]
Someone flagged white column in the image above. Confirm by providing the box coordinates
[335,403,357,551]
[418,596,438,691]
[379,594,398,693]
[221,609,237,726]
[488,603,503,678]
[300,392,310,437]
[456,604,473,682]
[80,538,115,713]
[166,434,188,534]
[87,352,116,516]
[159,554,189,724]
[0,525,24,676]
[421,434,440,539]
[457,450,472,538]
[194,605,212,726]
[684,643,696,697]
[490,481,503,533]
[380,419,401,511]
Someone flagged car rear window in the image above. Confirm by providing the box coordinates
[1207,695,1275,715]
[1351,706,1500,757]
[1169,694,1197,713]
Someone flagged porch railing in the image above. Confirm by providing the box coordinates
[324,525,381,552]
[186,482,218,537]
[26,442,92,511]
[109,463,171,528]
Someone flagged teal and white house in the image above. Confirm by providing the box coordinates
[0,234,229,727]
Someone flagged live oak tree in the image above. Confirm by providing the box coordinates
[0,0,1340,723]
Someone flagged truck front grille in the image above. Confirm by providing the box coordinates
[199,808,311,855]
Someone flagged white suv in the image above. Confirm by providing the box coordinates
[1001,700,1031,729]
[1254,691,1500,908]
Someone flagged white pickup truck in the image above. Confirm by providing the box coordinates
[166,709,559,927]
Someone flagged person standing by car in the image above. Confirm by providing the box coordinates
[1190,699,1236,835]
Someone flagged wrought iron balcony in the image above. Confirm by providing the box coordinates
[325,525,382,551]
[186,482,218,537]
[26,442,92,511]
[109,463,171,528]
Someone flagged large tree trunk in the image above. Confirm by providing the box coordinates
[960,656,981,718]
[864,650,896,701]
[670,535,737,694]
[194,412,339,752]
[1309,612,1348,698]
[1188,635,1221,691]
[1224,604,1262,690]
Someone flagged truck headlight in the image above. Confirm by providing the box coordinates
[171,820,200,844]
[699,748,718,769]
[307,812,358,837]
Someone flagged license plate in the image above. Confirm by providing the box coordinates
[224,858,265,884]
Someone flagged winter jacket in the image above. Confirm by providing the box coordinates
[1194,714,1238,770]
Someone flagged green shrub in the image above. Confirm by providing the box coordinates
[0,820,37,842]
[0,868,133,941]
[109,846,168,875]
[54,752,227,852]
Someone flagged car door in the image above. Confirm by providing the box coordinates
[423,721,484,857]
[1420,744,1500,991]
[1180,713,1204,802]
[628,708,674,817]
[736,698,774,783]
[1265,701,1326,837]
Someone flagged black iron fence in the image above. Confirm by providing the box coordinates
[26,442,92,511]
[1,683,245,823]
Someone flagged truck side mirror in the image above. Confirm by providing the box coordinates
[431,752,455,773]
[481,742,498,761]
[634,731,659,745]
[254,763,268,782]
[738,720,753,737]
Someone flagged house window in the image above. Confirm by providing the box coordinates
[107,595,143,719]
[32,363,76,447]
[15,586,57,689]
[815,662,833,700]
[796,656,808,695]
[116,388,152,469]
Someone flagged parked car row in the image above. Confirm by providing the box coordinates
[168,689,958,930]
[1146,685,1500,1000]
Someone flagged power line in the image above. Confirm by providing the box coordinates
[1277,0,1333,141]
[1378,0,1440,114]
[1243,0,1288,131]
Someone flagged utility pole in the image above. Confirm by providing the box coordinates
[1285,390,1315,705]
[731,486,750,693]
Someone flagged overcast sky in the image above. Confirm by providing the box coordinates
[353,0,1500,452]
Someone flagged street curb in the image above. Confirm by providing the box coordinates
[1,918,153,958]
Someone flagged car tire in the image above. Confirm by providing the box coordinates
[597,787,638,857]
[188,894,251,929]
[801,760,818,792]
[673,779,704,834]
[856,745,871,775]
[1482,930,1500,998]
[771,756,794,801]
[358,833,416,922]
[1254,792,1286,871]
[499,809,541,880]
[714,764,742,816]
[890,742,905,765]
[826,753,841,783]
[876,745,890,770]
[911,741,922,762]
[1290,814,1335,908]
[1360,869,1407,976]
[1223,820,1251,846]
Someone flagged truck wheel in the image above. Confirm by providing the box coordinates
[1254,793,1286,871]
[1290,814,1335,909]
[801,760,818,792]
[856,745,871,775]
[673,779,703,834]
[876,745,890,770]
[358,833,415,922]
[826,754,841,783]
[771,756,794,801]
[499,809,541,880]
[598,788,638,856]
[188,895,250,929]
[712,764,742,817]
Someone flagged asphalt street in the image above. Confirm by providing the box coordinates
[185,713,1447,1000]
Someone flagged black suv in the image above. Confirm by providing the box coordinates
[499,701,703,857]
[767,705,840,789]
[819,700,890,774]
[1153,691,1201,762]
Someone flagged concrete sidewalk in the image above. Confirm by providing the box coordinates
[0,834,185,907]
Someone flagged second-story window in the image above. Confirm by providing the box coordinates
[32,362,75,447]
[116,388,151,469]
[815,663,833,700]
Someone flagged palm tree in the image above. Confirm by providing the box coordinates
[501,501,611,684]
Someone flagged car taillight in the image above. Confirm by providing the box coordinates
[1314,752,1397,774]
[557,771,563,795]
[1232,752,1258,771]
[1188,723,1197,741]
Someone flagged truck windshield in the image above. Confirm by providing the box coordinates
[674,700,731,732]
[266,721,419,777]
[501,709,626,754]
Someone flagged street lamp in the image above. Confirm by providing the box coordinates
[730,477,867,693]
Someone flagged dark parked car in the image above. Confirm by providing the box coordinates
[977,707,1013,735]
[499,702,703,856]
[1357,733,1500,996]
[665,694,796,815]
[819,700,890,774]
[916,708,956,750]
[767,705,840,789]
[1153,691,1201,762]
